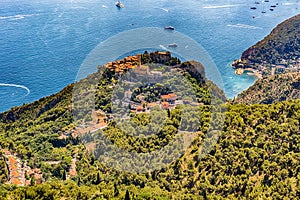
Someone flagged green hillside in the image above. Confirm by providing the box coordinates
[234,72,300,104]
[0,51,300,199]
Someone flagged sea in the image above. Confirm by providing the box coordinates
[0,0,299,112]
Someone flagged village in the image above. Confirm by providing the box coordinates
[66,52,202,139]
[233,57,300,78]
[1,149,43,186]
[1,148,78,187]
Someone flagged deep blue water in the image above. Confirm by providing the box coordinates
[0,0,299,112]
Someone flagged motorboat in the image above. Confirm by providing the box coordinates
[116,1,124,8]
[168,43,178,47]
[164,26,175,30]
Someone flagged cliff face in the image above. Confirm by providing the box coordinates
[233,72,300,105]
[232,14,300,77]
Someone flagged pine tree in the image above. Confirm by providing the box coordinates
[30,177,36,186]
[95,172,101,185]
[62,170,67,180]
[124,190,130,200]
[77,177,81,186]
[114,183,119,197]
[90,156,95,165]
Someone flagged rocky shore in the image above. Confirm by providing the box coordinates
[231,14,300,78]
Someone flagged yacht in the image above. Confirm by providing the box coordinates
[116,1,124,8]
[164,26,175,30]
[168,43,178,47]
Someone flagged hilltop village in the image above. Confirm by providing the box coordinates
[68,51,202,137]
[0,52,207,187]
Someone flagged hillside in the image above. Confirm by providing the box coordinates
[232,14,300,77]
[0,52,300,199]
[233,72,300,104]
[1,94,300,199]
[1,52,300,199]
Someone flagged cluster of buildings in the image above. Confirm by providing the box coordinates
[2,149,43,186]
[104,55,140,74]
[233,58,300,78]
[62,110,108,138]
[122,91,201,114]
[127,92,178,113]
[103,51,172,75]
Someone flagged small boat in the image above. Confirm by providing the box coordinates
[115,1,124,8]
[168,43,178,47]
[250,7,257,9]
[270,8,274,11]
[270,5,276,8]
[164,26,175,30]
[264,0,269,2]
[262,11,266,13]
[255,2,260,4]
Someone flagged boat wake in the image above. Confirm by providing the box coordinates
[203,4,241,9]
[0,14,39,21]
[70,6,88,10]
[0,83,30,96]
[159,45,168,51]
[282,2,300,6]
[227,23,262,30]
[160,8,169,12]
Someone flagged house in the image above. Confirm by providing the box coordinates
[136,106,144,112]
[147,102,159,110]
[150,51,171,64]
[161,102,169,109]
[161,93,177,104]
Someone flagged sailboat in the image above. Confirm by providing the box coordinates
[116,1,124,8]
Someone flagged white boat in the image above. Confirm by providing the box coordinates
[116,1,124,8]
[164,26,175,30]
[168,43,178,47]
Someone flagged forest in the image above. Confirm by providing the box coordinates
[234,72,300,104]
[0,51,300,199]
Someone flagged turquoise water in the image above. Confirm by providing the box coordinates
[0,0,299,112]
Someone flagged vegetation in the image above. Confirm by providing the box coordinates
[1,98,300,199]
[234,72,300,104]
[0,50,300,199]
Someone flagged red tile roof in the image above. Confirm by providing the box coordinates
[161,102,169,109]
[161,93,177,100]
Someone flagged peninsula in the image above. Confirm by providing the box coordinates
[232,14,300,78]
